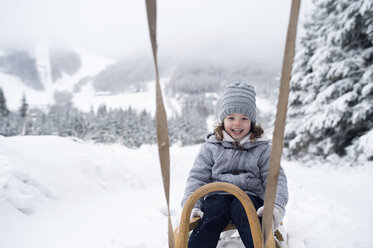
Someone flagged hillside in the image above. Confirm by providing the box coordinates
[0,45,279,115]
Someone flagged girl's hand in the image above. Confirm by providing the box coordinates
[191,208,204,220]
[256,205,285,230]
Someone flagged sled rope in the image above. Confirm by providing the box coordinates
[145,0,175,247]
[262,0,301,247]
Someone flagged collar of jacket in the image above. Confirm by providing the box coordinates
[222,130,251,145]
[205,132,270,149]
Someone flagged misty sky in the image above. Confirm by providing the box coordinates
[0,0,311,67]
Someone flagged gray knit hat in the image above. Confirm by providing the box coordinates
[219,82,256,124]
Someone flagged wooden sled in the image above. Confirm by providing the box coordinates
[174,182,287,248]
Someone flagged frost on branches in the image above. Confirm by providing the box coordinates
[285,0,373,161]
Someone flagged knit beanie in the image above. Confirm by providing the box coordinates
[219,82,256,124]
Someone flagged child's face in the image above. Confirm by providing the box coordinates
[223,113,251,140]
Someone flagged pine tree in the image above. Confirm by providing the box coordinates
[285,0,373,159]
[19,94,29,135]
[0,88,10,117]
[91,104,110,143]
[19,94,28,118]
[138,109,156,145]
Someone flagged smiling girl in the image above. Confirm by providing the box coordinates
[181,82,289,248]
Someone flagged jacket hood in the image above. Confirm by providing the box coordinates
[205,133,270,149]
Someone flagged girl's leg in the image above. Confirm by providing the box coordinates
[188,195,231,248]
[229,195,263,248]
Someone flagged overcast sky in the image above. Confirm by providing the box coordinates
[0,0,312,67]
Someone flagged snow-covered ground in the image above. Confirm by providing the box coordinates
[0,135,372,248]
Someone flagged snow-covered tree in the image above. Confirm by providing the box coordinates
[19,94,29,135]
[168,94,208,145]
[137,109,156,145]
[285,0,373,160]
[19,94,28,118]
[0,88,9,117]
[1,113,21,136]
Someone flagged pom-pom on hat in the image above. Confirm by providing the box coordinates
[219,82,256,124]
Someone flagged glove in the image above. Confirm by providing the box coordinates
[256,204,285,230]
[273,205,285,230]
[191,208,204,220]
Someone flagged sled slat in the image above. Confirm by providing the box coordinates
[189,217,285,241]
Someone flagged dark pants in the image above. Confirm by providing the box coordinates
[188,194,263,248]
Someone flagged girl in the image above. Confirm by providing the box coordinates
[181,82,288,248]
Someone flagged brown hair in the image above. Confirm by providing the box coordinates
[214,122,264,143]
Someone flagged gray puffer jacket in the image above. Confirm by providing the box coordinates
[181,133,288,210]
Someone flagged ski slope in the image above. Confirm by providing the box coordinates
[0,135,372,248]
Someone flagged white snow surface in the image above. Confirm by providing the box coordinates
[0,135,372,248]
[0,46,114,111]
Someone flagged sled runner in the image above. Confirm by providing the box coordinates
[174,182,288,248]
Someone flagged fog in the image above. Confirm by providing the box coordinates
[0,0,311,68]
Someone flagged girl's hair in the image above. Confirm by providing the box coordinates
[214,122,264,143]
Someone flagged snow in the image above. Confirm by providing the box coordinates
[285,161,373,248]
[256,97,276,116]
[0,46,114,112]
[73,81,157,113]
[0,135,372,248]
[0,73,54,111]
[347,129,373,161]
[0,46,180,115]
[49,45,115,93]
[73,78,178,116]
[362,82,373,97]
[34,42,53,89]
